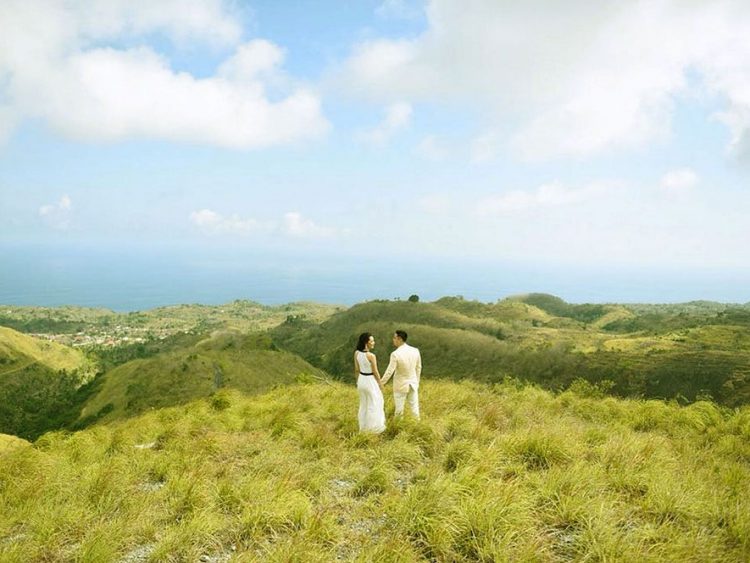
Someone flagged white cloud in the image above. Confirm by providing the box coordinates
[357,102,412,146]
[477,181,613,215]
[418,194,452,214]
[415,135,448,161]
[341,0,750,161]
[39,195,73,230]
[660,168,699,194]
[0,106,18,145]
[470,131,503,164]
[217,40,284,81]
[71,0,242,46]
[0,0,329,149]
[190,209,337,239]
[189,209,266,235]
[282,212,336,238]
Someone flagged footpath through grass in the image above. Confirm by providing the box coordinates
[1,380,749,562]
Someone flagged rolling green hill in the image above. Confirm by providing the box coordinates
[271,297,750,406]
[0,327,97,440]
[508,293,612,323]
[78,331,327,426]
[270,299,523,370]
[0,326,92,375]
[3,294,750,442]
[1,380,748,561]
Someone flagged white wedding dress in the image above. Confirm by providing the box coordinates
[356,350,386,433]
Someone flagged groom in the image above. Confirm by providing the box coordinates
[381,330,422,419]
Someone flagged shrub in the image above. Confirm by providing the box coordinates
[507,433,572,470]
[209,391,232,411]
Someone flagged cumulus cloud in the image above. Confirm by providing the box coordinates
[39,194,73,230]
[341,0,750,161]
[0,0,328,149]
[477,181,614,215]
[415,135,448,161]
[189,209,268,235]
[282,212,336,238]
[357,102,412,146]
[190,209,337,238]
[470,131,504,164]
[660,168,699,194]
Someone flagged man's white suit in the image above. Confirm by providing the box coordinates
[381,342,422,417]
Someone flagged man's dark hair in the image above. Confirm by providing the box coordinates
[395,330,408,342]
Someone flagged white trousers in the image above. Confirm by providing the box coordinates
[394,384,420,419]
[357,375,386,433]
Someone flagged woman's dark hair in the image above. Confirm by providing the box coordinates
[356,332,372,352]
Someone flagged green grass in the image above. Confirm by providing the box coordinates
[78,331,327,425]
[1,379,748,561]
[0,434,28,455]
[0,326,93,377]
[0,327,98,439]
[270,297,750,406]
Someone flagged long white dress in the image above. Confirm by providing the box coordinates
[356,350,386,433]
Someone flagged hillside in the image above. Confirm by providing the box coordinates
[271,297,750,406]
[1,380,748,561]
[3,294,750,442]
[0,301,342,344]
[0,327,97,439]
[0,302,341,439]
[0,326,93,376]
[77,331,327,426]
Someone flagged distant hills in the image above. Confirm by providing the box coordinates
[2,294,750,440]
[0,326,96,439]
[0,300,342,336]
[0,325,93,375]
[78,331,326,426]
[271,295,750,406]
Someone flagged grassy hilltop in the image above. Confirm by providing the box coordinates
[1,380,749,561]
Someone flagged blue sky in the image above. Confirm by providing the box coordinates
[1,0,750,296]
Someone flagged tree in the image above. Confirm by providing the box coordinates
[408,294,420,303]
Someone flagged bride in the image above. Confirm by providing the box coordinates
[354,332,386,433]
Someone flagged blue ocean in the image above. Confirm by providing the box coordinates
[1,241,747,311]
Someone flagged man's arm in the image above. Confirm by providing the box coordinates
[415,349,422,382]
[381,351,397,385]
